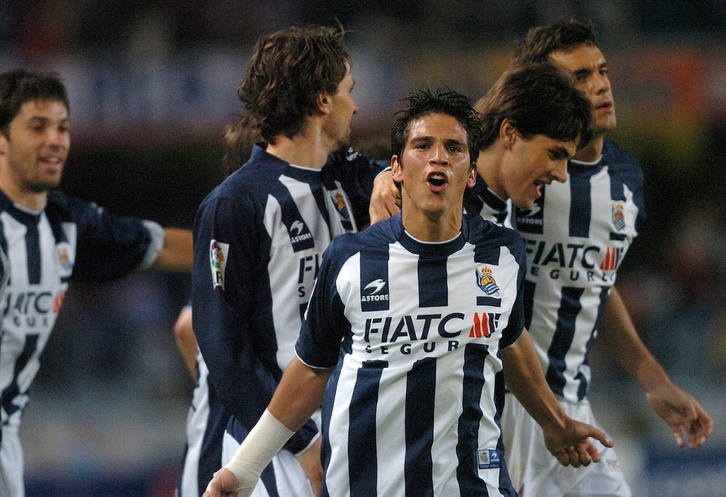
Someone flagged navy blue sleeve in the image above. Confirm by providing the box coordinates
[192,192,317,454]
[500,232,526,349]
[50,195,153,282]
[324,148,388,228]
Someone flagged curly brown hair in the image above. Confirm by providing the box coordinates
[238,25,350,145]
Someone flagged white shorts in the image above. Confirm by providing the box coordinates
[0,425,24,497]
[501,393,631,497]
[221,430,315,497]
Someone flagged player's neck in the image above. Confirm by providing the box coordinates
[0,168,48,211]
[573,134,605,162]
[476,145,509,200]
[265,121,333,170]
[401,205,463,243]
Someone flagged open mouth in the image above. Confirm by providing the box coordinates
[427,172,448,191]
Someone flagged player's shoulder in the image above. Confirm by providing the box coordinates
[603,139,641,169]
[326,215,400,259]
[200,153,281,210]
[464,211,523,247]
[602,139,645,185]
[46,190,101,221]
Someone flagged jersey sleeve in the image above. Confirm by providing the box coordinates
[191,192,318,454]
[499,233,527,349]
[64,198,157,282]
[295,240,351,369]
[324,148,388,228]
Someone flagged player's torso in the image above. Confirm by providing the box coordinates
[319,229,523,495]
[511,148,643,400]
[0,208,76,425]
[260,167,359,370]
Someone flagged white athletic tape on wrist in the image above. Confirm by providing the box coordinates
[224,409,295,491]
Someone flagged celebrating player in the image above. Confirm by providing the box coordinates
[0,67,193,497]
[466,61,592,223]
[497,19,713,496]
[203,87,613,497]
[190,24,395,497]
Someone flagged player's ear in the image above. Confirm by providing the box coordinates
[0,132,8,156]
[467,162,477,188]
[316,93,331,115]
[500,119,517,150]
[391,155,402,182]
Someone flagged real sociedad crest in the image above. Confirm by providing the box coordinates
[56,242,73,273]
[476,266,500,296]
[332,192,350,221]
[612,202,626,232]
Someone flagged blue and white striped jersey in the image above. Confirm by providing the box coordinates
[296,213,525,497]
[178,343,229,497]
[464,175,512,228]
[191,144,384,457]
[0,189,163,427]
[511,140,646,402]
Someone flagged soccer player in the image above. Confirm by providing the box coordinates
[0,67,193,497]
[204,87,613,497]
[191,25,393,497]
[467,61,593,222]
[497,19,713,496]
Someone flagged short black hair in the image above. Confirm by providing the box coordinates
[391,88,482,166]
[513,19,598,65]
[0,68,69,136]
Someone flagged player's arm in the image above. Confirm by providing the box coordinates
[173,305,197,380]
[369,168,400,225]
[151,227,193,271]
[192,195,319,456]
[598,286,712,449]
[203,356,331,497]
[501,329,613,467]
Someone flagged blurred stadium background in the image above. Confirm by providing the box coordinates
[2,1,724,495]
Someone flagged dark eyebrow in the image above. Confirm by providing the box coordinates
[28,117,71,125]
[444,138,467,149]
[549,146,572,160]
[572,67,592,79]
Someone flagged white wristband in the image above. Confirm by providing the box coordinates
[224,409,295,491]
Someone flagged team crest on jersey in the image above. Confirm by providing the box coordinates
[476,266,500,296]
[209,240,230,290]
[331,192,351,221]
[56,242,73,274]
[477,449,501,469]
[612,202,626,232]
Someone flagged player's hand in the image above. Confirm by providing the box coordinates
[646,382,713,449]
[369,169,400,225]
[543,417,613,468]
[202,467,252,497]
[296,436,323,496]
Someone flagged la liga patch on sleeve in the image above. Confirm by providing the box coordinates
[209,239,230,289]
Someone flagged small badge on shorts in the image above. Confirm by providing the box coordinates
[477,449,501,469]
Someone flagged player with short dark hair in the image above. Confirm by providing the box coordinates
[0,67,193,497]
[466,61,593,225]
[497,19,713,496]
[203,87,613,497]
